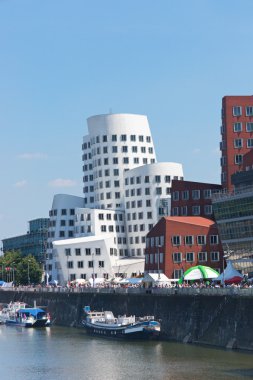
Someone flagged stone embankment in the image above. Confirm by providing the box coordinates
[1,287,253,351]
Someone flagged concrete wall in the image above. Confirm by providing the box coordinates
[1,289,253,351]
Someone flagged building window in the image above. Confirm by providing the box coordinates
[156,187,162,195]
[197,235,206,245]
[65,248,71,256]
[233,122,242,132]
[234,138,243,148]
[59,231,65,237]
[247,139,253,148]
[203,189,212,199]
[98,261,104,268]
[192,190,200,200]
[75,248,81,256]
[88,261,94,268]
[211,251,220,261]
[186,252,194,262]
[192,205,200,215]
[198,251,207,262]
[61,209,67,215]
[185,236,194,245]
[172,207,179,216]
[210,235,219,245]
[173,252,182,263]
[165,175,171,183]
[112,135,117,142]
[181,206,188,216]
[67,261,73,269]
[172,191,179,201]
[182,190,189,200]
[130,135,136,141]
[155,175,161,183]
[144,176,149,183]
[246,106,253,116]
[95,248,101,255]
[246,122,253,132]
[121,134,127,141]
[235,154,243,165]
[85,248,91,255]
[233,106,242,116]
[204,204,213,215]
[77,261,83,268]
[174,269,183,279]
[172,236,181,245]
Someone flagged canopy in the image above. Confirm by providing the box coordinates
[0,281,6,286]
[215,261,243,284]
[180,265,219,283]
[88,277,105,286]
[18,308,46,316]
[120,277,143,285]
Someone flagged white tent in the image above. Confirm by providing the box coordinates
[142,273,172,287]
[215,261,243,284]
[88,277,105,286]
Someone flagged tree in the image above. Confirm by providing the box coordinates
[0,251,43,285]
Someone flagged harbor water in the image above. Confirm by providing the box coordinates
[0,325,252,380]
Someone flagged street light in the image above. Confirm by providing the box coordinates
[92,252,95,288]
[28,260,30,285]
[222,244,233,285]
[157,245,162,280]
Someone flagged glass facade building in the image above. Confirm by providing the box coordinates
[2,218,49,263]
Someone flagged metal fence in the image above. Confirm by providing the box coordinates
[2,285,253,297]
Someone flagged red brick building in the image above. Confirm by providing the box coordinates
[145,216,223,279]
[221,96,253,192]
[171,180,222,220]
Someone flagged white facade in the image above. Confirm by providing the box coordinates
[82,114,156,210]
[46,113,184,284]
[124,162,184,256]
[53,236,144,283]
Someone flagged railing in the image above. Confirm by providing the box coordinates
[2,286,253,297]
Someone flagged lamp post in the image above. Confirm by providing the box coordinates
[92,252,95,288]
[157,245,162,280]
[222,244,233,285]
[28,260,30,285]
[12,262,15,284]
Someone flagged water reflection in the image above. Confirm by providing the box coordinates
[0,325,252,380]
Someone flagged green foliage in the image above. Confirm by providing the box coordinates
[0,251,43,285]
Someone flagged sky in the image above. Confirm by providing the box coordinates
[1,0,253,240]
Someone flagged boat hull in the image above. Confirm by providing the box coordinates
[5,319,49,328]
[83,321,160,340]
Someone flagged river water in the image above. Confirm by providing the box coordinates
[0,325,252,380]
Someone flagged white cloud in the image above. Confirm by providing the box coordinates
[48,178,77,188]
[14,180,27,188]
[18,153,48,160]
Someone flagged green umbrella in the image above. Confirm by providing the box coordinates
[179,265,219,284]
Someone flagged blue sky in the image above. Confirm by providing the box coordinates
[1,0,253,240]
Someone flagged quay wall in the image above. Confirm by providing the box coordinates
[1,287,253,351]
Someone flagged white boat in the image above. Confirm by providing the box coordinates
[0,301,50,328]
[82,306,161,339]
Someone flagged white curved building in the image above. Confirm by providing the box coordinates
[46,113,184,284]
[124,162,184,256]
[82,114,156,210]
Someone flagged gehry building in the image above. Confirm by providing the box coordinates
[46,113,184,284]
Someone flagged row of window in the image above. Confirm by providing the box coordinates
[232,106,253,117]
[88,134,152,146]
[233,138,253,148]
[67,260,104,269]
[126,199,152,209]
[48,231,74,238]
[91,145,154,156]
[49,209,75,217]
[172,188,216,201]
[92,156,155,167]
[172,205,213,216]
[171,251,220,262]
[125,175,178,185]
[65,248,101,256]
[125,187,171,197]
[232,122,253,132]
[171,235,219,246]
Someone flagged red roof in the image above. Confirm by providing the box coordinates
[164,216,215,227]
